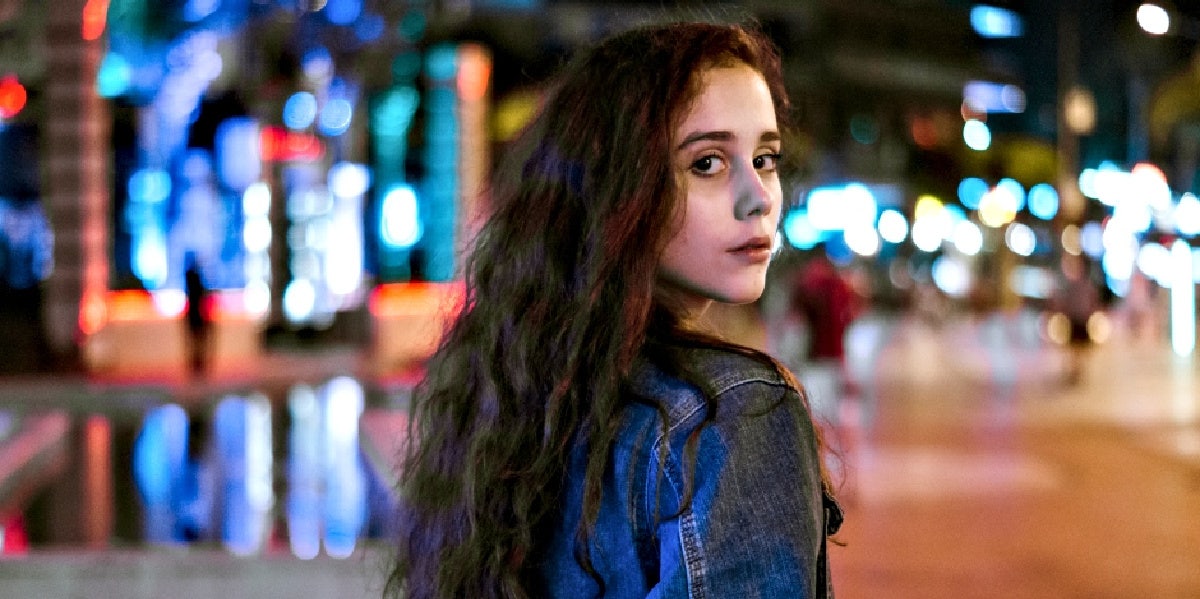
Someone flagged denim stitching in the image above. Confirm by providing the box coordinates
[650,399,707,598]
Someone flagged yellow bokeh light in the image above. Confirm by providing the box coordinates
[979,188,1017,227]
[1061,224,1082,255]
[914,195,944,220]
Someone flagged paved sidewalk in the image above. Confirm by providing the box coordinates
[828,313,1200,599]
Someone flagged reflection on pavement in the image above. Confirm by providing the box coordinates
[131,376,381,559]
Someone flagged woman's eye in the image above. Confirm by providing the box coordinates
[690,154,726,176]
[754,152,782,171]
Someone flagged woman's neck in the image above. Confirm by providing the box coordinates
[654,292,714,335]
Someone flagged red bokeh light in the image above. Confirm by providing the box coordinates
[0,75,27,119]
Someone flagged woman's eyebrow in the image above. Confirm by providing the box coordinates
[676,130,732,150]
[675,129,781,150]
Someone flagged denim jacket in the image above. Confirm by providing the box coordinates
[535,344,839,598]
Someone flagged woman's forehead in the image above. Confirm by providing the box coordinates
[676,65,776,132]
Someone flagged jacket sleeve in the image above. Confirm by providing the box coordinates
[644,383,830,598]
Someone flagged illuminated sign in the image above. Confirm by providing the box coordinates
[260,126,325,162]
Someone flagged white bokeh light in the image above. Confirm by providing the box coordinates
[877,209,909,244]
[1004,222,1037,257]
[963,119,992,151]
[1137,3,1171,35]
[952,220,984,256]
[844,225,880,257]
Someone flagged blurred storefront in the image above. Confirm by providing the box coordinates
[2,1,498,375]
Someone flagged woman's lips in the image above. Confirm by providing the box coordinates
[728,236,773,262]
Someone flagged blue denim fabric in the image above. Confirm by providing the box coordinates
[534,346,835,598]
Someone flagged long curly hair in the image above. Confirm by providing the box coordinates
[387,20,828,599]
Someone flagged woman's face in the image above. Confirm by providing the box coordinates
[657,64,783,314]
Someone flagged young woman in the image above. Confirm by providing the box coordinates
[388,21,842,598]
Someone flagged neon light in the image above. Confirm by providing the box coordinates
[457,45,492,102]
[368,281,465,318]
[81,0,110,41]
[963,80,1025,114]
[105,289,160,321]
[380,185,422,248]
[260,126,325,162]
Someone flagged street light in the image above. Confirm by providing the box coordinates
[1137,3,1171,36]
[1134,3,1199,357]
[1137,2,1200,39]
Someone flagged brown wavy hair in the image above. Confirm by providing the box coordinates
[386,20,830,599]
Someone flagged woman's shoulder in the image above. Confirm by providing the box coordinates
[627,344,792,415]
[685,345,789,396]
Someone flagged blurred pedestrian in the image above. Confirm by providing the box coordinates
[183,255,212,378]
[1052,253,1101,385]
[1123,269,1158,342]
[388,21,841,599]
[791,245,862,423]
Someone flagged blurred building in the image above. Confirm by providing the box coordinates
[0,0,1196,375]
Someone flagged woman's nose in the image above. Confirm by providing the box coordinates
[732,159,772,220]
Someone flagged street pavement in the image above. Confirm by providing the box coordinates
[1,308,1197,597]
[826,310,1200,599]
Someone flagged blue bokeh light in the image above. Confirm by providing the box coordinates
[783,209,823,250]
[97,52,132,98]
[324,0,362,25]
[380,184,422,249]
[970,5,1024,38]
[354,13,385,42]
[958,177,989,210]
[284,92,318,130]
[318,98,354,136]
[1028,183,1059,220]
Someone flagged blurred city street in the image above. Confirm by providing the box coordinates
[1,1,1199,597]
[2,307,1197,597]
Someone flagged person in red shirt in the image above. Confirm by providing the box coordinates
[791,245,862,422]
